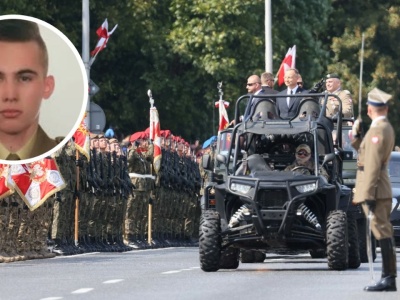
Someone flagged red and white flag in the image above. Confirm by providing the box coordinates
[150,107,162,174]
[0,164,14,200]
[277,45,296,86]
[8,159,66,211]
[73,112,90,161]
[90,18,118,57]
[215,100,230,132]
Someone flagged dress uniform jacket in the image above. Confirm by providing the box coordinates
[351,116,394,203]
[322,89,354,118]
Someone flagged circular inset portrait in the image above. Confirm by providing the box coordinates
[0,14,88,164]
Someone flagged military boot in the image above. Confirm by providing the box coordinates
[364,238,397,291]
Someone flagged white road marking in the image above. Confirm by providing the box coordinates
[71,288,94,294]
[103,279,124,284]
[162,267,199,274]
[123,247,178,254]
[54,252,99,259]
[162,270,181,274]
[40,298,63,300]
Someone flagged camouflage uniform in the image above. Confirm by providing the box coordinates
[51,143,77,254]
[125,145,149,247]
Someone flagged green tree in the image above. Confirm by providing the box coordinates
[326,1,400,143]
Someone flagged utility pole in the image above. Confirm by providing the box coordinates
[265,0,273,72]
[82,0,91,128]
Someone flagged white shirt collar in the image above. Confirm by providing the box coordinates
[371,115,386,126]
[288,86,298,94]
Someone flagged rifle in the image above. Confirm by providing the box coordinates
[106,151,115,196]
[122,154,135,193]
[99,152,105,191]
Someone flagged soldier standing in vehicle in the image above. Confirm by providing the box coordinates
[351,87,396,292]
[322,73,354,119]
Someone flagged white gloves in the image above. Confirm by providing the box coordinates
[352,119,361,137]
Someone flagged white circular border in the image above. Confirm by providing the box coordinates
[0,14,88,165]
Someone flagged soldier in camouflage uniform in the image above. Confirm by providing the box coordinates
[86,134,104,251]
[96,135,113,250]
[106,138,129,251]
[1,194,23,262]
[142,139,156,246]
[125,139,146,248]
[51,140,79,255]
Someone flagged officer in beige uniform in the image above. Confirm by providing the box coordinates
[351,87,396,292]
[322,73,354,119]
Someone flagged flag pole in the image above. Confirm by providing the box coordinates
[147,89,154,246]
[78,0,90,248]
[358,33,365,120]
[74,149,80,246]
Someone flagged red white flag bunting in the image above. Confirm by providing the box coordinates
[150,107,162,174]
[7,158,66,211]
[277,45,296,86]
[90,18,118,57]
[73,112,90,161]
[0,164,14,200]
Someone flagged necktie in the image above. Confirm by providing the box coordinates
[6,153,20,160]
[287,90,293,107]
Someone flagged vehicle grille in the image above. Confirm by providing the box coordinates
[256,189,288,209]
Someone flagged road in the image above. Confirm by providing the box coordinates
[0,247,399,300]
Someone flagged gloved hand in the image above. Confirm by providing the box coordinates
[309,78,325,93]
[363,199,376,213]
[352,119,361,137]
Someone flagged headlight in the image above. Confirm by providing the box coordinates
[231,183,251,194]
[295,183,316,193]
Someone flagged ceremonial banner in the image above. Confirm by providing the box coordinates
[73,112,90,161]
[215,100,230,132]
[8,158,66,211]
[0,164,14,200]
[150,107,162,174]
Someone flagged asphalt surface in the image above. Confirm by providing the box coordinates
[0,247,399,300]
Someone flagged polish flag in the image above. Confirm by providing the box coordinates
[73,112,90,161]
[216,99,230,132]
[90,19,118,57]
[8,159,66,211]
[277,45,296,86]
[150,107,162,174]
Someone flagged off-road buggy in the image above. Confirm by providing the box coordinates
[199,92,362,271]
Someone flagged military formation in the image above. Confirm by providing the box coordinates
[0,132,204,262]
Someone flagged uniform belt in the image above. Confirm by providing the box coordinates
[129,173,155,180]
[357,165,386,171]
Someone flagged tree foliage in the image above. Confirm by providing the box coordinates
[0,0,398,144]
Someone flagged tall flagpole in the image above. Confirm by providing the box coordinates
[265,0,273,72]
[147,90,154,246]
[74,0,91,247]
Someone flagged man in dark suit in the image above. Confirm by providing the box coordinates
[261,72,278,95]
[276,68,305,119]
[243,74,265,121]
[0,19,58,160]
